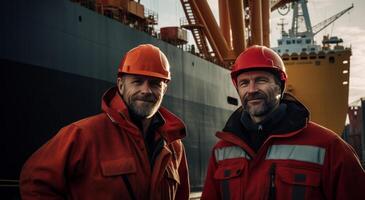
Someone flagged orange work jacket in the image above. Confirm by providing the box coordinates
[20,87,190,200]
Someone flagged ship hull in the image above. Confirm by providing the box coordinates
[283,51,351,134]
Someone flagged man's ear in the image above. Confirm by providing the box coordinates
[162,83,168,95]
[117,77,124,94]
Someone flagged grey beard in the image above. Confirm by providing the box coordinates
[246,99,277,117]
[128,102,154,118]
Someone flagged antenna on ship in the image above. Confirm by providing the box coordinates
[278,18,288,36]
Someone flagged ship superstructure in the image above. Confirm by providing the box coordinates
[271,0,353,134]
[273,0,352,55]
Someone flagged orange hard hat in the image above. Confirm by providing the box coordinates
[118,44,171,81]
[231,45,287,87]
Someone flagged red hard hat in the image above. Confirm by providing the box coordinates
[231,45,287,87]
[118,44,171,81]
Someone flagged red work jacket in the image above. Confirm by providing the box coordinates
[202,122,365,200]
[20,87,190,200]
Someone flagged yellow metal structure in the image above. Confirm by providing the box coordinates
[249,0,263,45]
[227,0,246,55]
[262,0,270,46]
[185,0,234,63]
[284,49,351,134]
[218,0,231,49]
[179,0,289,66]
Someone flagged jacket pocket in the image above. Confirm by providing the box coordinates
[100,157,136,176]
[99,157,138,199]
[275,166,323,200]
[214,163,244,200]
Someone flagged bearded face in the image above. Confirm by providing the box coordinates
[236,70,281,122]
[242,88,280,117]
[118,74,167,119]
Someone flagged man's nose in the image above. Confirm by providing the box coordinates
[140,81,152,94]
[247,82,258,93]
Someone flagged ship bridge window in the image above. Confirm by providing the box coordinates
[300,52,308,59]
[306,39,311,44]
[329,56,335,64]
[292,40,296,44]
[318,51,326,59]
[282,53,290,60]
[310,48,315,51]
[309,52,317,59]
[302,48,307,52]
[286,40,291,45]
[227,96,238,106]
[278,40,283,45]
[291,53,299,60]
[297,40,302,44]
[343,60,349,64]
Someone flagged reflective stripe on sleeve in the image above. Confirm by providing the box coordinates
[266,145,325,165]
[215,146,251,162]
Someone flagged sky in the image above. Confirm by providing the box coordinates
[141,0,365,105]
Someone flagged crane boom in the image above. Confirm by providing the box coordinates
[312,4,354,36]
[270,0,293,12]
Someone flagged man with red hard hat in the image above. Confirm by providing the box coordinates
[20,44,190,200]
[201,45,365,200]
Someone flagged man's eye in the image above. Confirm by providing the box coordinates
[257,78,268,83]
[150,81,162,88]
[132,80,143,84]
[239,81,249,87]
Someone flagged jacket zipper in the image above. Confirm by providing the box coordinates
[258,124,263,134]
[268,163,276,200]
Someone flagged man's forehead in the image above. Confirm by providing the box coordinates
[124,74,164,82]
[237,70,275,79]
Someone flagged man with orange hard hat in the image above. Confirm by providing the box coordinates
[201,45,365,200]
[20,44,190,200]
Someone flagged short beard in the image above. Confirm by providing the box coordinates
[127,95,161,119]
[121,85,162,119]
[243,91,279,117]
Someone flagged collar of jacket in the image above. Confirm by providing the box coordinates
[217,93,309,152]
[101,87,186,143]
[240,103,287,133]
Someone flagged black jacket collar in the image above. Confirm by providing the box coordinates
[222,93,309,151]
